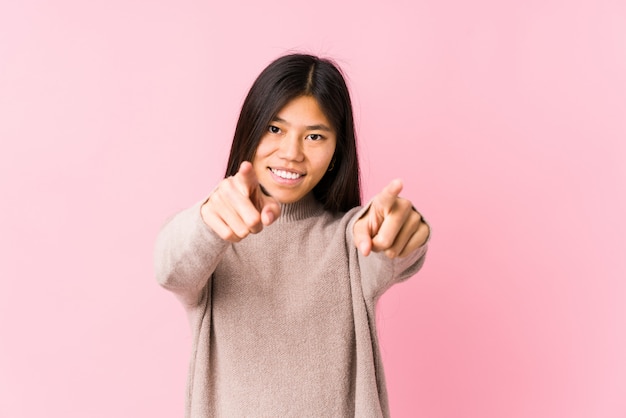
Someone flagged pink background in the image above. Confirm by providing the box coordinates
[1,0,625,417]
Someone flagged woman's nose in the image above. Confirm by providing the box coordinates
[277,133,304,161]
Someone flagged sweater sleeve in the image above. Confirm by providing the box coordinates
[154,200,231,307]
[347,204,430,302]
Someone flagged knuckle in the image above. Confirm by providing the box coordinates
[244,219,262,232]
[397,199,412,211]
[245,214,262,228]
[410,211,422,226]
[217,179,233,197]
[374,234,394,249]
[233,227,249,239]
[208,190,222,205]
[384,248,397,259]
[222,176,234,188]
[222,230,240,243]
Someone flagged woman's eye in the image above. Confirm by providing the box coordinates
[268,125,281,134]
[307,134,323,141]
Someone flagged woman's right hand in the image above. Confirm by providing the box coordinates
[201,161,281,242]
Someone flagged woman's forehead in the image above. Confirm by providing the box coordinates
[273,96,335,132]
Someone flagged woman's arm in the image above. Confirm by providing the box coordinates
[351,179,430,300]
[154,200,232,307]
[155,162,280,307]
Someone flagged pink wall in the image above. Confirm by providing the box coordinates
[1,0,625,417]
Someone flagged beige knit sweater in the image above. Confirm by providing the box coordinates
[155,193,428,417]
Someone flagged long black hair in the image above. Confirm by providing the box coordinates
[224,53,361,213]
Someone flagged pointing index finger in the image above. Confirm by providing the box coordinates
[235,161,258,196]
[376,179,403,210]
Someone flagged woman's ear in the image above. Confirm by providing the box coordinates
[328,156,336,172]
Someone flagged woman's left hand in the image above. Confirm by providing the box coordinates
[353,179,429,258]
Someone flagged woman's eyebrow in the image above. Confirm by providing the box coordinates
[306,124,333,132]
[272,116,332,132]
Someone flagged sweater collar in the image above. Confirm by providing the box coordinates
[277,193,324,223]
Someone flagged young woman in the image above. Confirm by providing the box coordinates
[155,53,430,417]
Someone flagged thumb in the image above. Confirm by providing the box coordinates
[353,214,374,256]
[259,196,281,226]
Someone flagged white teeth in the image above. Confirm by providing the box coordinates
[271,168,302,180]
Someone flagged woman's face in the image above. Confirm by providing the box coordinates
[253,95,337,204]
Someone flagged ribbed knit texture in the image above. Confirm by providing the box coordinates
[155,193,428,417]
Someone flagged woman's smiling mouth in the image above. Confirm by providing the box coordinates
[269,168,304,180]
